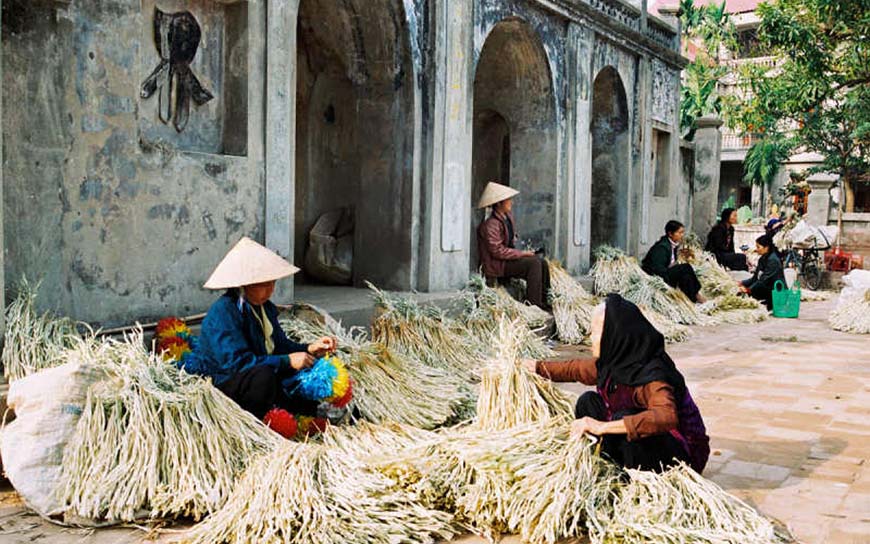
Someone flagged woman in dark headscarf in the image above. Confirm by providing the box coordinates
[524,294,709,473]
[705,208,749,271]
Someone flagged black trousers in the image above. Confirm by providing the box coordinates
[216,365,320,420]
[502,256,551,310]
[664,264,703,302]
[575,391,689,472]
[715,252,749,271]
[748,284,774,310]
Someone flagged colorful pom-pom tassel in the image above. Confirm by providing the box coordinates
[263,408,297,439]
[157,335,192,362]
[283,354,352,407]
[155,317,191,341]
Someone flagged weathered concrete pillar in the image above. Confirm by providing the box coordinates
[637,57,653,249]
[691,115,723,237]
[0,0,5,342]
[806,176,835,226]
[418,0,474,291]
[265,0,299,301]
[565,23,593,273]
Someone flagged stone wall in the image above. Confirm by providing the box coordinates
[2,0,266,326]
[1,0,686,328]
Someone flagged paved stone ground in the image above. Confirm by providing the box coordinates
[0,298,867,543]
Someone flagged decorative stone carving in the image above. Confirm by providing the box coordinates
[583,0,640,32]
[651,59,676,125]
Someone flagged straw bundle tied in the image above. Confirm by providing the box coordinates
[801,289,833,302]
[475,317,575,431]
[281,310,468,429]
[369,283,483,382]
[59,331,280,524]
[591,246,705,326]
[178,438,455,544]
[456,275,554,360]
[638,305,693,343]
[2,279,85,382]
[680,235,741,299]
[587,463,791,543]
[546,260,599,345]
[829,289,870,334]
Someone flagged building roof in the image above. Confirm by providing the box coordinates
[649,0,761,16]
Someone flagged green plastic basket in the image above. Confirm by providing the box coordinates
[772,280,801,318]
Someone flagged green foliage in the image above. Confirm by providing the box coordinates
[735,0,870,205]
[743,134,793,187]
[679,0,737,139]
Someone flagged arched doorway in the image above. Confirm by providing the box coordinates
[470,19,557,272]
[590,67,630,252]
[295,0,415,289]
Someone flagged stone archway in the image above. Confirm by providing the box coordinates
[295,0,415,289]
[590,66,630,253]
[470,19,557,271]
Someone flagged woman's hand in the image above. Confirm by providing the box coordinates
[307,336,338,357]
[570,417,606,438]
[520,358,537,373]
[289,352,315,370]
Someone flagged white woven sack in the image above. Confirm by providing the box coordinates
[0,361,102,519]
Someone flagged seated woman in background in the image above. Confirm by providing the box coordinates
[642,220,706,303]
[739,234,785,310]
[184,236,337,438]
[524,295,709,473]
[476,181,551,311]
[705,208,749,271]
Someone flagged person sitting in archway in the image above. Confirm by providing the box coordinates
[476,181,551,311]
[182,236,337,438]
[705,208,749,271]
[738,234,785,310]
[641,220,706,303]
[523,295,709,473]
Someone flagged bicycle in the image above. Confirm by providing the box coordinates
[781,235,830,291]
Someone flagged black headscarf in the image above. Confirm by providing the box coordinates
[595,294,687,397]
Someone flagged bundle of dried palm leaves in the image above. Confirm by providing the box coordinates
[829,289,870,334]
[547,260,599,345]
[59,331,280,524]
[369,284,483,382]
[179,438,455,544]
[801,288,833,302]
[456,275,554,360]
[2,279,85,382]
[680,236,742,299]
[459,274,551,329]
[591,246,705,326]
[587,463,792,543]
[281,311,468,428]
[475,317,574,431]
[638,305,693,343]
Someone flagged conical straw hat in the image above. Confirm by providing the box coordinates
[477,181,519,209]
[204,236,300,289]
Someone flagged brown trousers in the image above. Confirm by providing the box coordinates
[502,256,551,310]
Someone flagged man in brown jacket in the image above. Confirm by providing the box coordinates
[476,181,551,310]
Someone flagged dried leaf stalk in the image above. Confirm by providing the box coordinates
[59,331,280,524]
[2,279,84,382]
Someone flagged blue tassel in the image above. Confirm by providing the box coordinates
[283,357,338,401]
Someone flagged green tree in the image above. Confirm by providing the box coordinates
[735,0,870,212]
[678,0,737,139]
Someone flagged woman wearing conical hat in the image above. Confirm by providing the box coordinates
[185,237,337,437]
[476,181,551,310]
